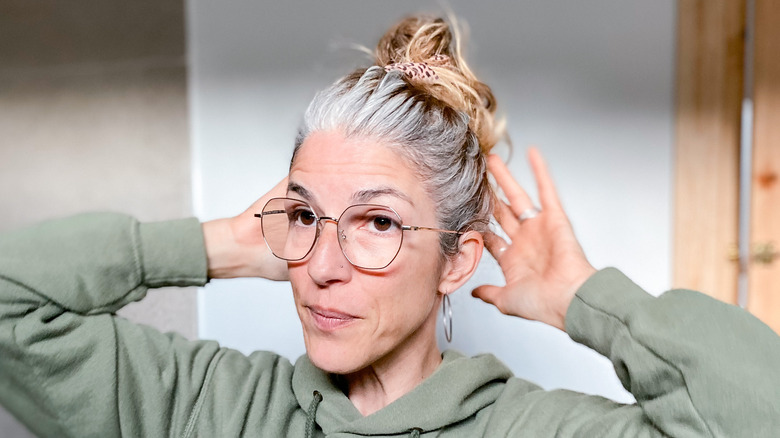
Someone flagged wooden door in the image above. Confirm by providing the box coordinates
[674,0,744,304]
[675,0,780,332]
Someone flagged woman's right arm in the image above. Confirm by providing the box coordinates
[0,179,290,437]
[0,213,215,437]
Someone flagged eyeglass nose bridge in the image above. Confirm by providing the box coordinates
[317,216,339,226]
[312,216,348,250]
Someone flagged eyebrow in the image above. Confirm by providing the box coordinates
[287,182,315,203]
[352,187,414,206]
[287,181,414,208]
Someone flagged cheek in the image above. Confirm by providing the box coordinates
[288,266,306,297]
[375,250,444,318]
[288,264,307,286]
[395,236,445,284]
[377,283,435,334]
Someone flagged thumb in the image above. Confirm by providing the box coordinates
[471,285,504,307]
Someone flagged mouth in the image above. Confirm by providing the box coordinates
[306,306,359,332]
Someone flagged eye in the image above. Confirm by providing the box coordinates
[372,216,393,232]
[289,208,316,226]
[342,206,402,237]
[367,213,400,233]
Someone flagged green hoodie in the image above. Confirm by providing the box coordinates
[0,213,778,437]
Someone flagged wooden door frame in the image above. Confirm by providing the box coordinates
[746,0,780,331]
[673,0,744,304]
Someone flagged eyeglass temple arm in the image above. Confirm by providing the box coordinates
[402,225,463,235]
[254,210,287,219]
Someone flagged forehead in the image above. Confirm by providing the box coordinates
[293,131,407,174]
[289,131,427,207]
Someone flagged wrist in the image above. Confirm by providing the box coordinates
[202,218,249,279]
[558,264,597,331]
[202,216,289,281]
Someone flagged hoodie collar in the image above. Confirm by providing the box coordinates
[292,350,513,436]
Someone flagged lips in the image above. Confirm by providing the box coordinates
[306,306,359,332]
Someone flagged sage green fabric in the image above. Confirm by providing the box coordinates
[1,213,778,437]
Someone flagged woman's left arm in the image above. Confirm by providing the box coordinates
[473,149,780,436]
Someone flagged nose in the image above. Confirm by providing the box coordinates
[306,219,351,286]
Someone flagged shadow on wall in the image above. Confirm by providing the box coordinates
[0,1,193,436]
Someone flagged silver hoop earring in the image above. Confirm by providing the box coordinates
[442,294,453,343]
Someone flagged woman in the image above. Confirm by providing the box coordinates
[1,14,778,438]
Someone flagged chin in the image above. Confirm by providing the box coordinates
[304,326,378,374]
[305,336,370,375]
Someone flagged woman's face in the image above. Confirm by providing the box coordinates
[287,130,447,374]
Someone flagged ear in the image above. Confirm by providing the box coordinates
[438,230,484,294]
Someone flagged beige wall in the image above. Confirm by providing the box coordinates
[0,2,194,436]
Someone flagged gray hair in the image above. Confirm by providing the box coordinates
[292,66,493,257]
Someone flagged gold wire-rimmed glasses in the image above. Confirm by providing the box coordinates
[254,197,463,270]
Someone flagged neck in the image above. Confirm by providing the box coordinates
[343,315,442,416]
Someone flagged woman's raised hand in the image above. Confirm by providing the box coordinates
[472,149,596,332]
[202,178,290,281]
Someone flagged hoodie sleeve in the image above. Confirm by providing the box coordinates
[0,213,219,437]
[570,268,780,436]
[489,268,780,437]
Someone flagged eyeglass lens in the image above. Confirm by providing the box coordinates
[260,197,404,269]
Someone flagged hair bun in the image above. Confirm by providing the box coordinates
[375,16,451,66]
[374,14,506,156]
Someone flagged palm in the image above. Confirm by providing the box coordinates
[472,150,595,332]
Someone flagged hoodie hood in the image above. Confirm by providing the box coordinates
[292,350,514,436]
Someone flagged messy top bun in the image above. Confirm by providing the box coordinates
[294,14,503,257]
[374,15,504,156]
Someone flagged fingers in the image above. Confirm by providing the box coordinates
[493,199,520,236]
[267,176,289,200]
[527,148,563,212]
[488,148,566,216]
[482,230,510,263]
[245,177,289,212]
[487,154,536,216]
[471,284,503,308]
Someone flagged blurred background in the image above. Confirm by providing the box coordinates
[2,1,777,436]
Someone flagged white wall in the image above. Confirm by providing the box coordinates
[188,0,675,403]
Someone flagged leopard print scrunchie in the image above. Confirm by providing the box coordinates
[384,54,451,83]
